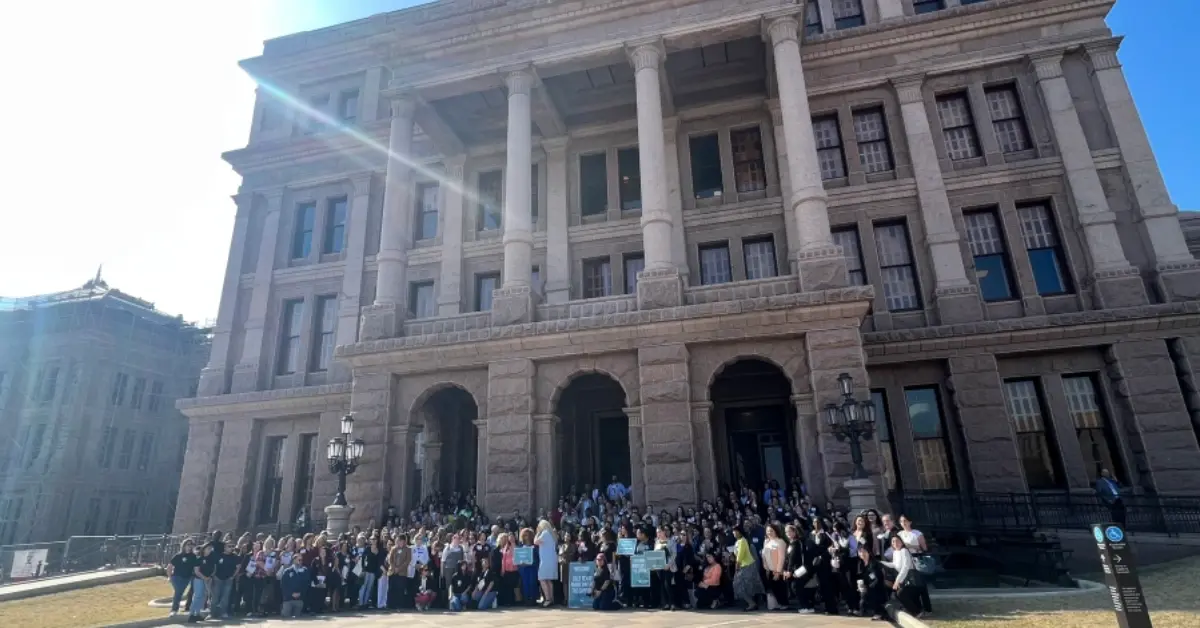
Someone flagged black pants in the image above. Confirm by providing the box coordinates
[895,584,922,616]
[695,585,720,609]
[657,571,675,607]
[815,566,839,614]
[791,577,817,610]
[860,585,888,618]
[387,574,408,609]
[765,574,788,607]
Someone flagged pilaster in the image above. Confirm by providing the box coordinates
[791,393,826,503]
[231,187,284,394]
[473,418,489,510]
[485,358,535,516]
[689,402,718,501]
[172,421,222,533]
[627,39,676,278]
[947,355,1025,492]
[502,67,535,291]
[637,344,696,508]
[533,414,559,513]
[543,138,572,304]
[663,116,688,279]
[199,191,253,397]
[625,407,646,507]
[335,173,374,363]
[438,157,468,316]
[207,420,260,534]
[344,371,393,528]
[805,327,880,501]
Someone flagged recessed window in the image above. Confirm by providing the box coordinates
[699,243,732,285]
[409,281,436,319]
[1003,378,1064,489]
[913,0,946,14]
[306,94,329,134]
[531,164,540,222]
[118,429,136,470]
[415,183,439,241]
[97,428,116,469]
[292,202,316,258]
[1063,374,1125,483]
[690,134,723,199]
[310,295,337,372]
[618,148,642,211]
[37,366,58,406]
[130,377,146,410]
[136,432,155,472]
[477,170,502,231]
[812,115,846,180]
[338,89,359,123]
[257,436,286,524]
[743,236,778,280]
[1017,203,1072,296]
[582,257,613,299]
[475,273,500,312]
[832,227,867,286]
[110,373,128,406]
[804,0,823,36]
[322,197,347,254]
[853,107,894,173]
[986,85,1031,153]
[905,386,956,490]
[623,254,645,295]
[874,222,921,311]
[148,381,164,412]
[964,209,1016,302]
[258,103,277,132]
[277,299,304,375]
[871,390,902,491]
[936,93,981,160]
[294,434,318,513]
[731,127,767,193]
[25,424,45,469]
[832,0,865,29]
[580,153,608,216]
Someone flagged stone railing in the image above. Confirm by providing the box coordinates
[402,311,492,336]
[684,275,800,305]
[536,294,638,321]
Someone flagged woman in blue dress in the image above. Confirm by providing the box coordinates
[518,528,539,605]
[534,520,559,607]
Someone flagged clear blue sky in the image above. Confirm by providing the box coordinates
[0,0,1192,323]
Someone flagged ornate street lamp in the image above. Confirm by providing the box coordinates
[823,372,878,480]
[327,414,365,508]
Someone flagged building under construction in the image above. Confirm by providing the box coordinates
[0,275,209,544]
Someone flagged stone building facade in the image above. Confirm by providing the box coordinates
[0,278,207,543]
[176,0,1200,534]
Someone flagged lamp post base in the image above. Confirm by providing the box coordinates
[324,504,355,536]
[843,477,880,514]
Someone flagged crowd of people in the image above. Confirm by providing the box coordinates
[165,478,935,622]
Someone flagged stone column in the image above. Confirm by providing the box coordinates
[335,173,374,356]
[360,66,383,123]
[690,402,718,501]
[533,414,559,513]
[231,187,284,394]
[791,394,826,503]
[543,138,572,304]
[485,359,535,516]
[1085,42,1200,300]
[892,75,983,324]
[361,96,418,340]
[172,421,222,533]
[198,192,253,397]
[387,426,415,515]
[438,157,467,316]
[422,440,442,500]
[207,420,260,533]
[766,14,847,291]
[876,0,905,20]
[663,117,689,280]
[344,370,393,528]
[768,101,802,274]
[473,418,489,509]
[627,41,684,308]
[947,355,1025,492]
[491,69,536,326]
[1030,52,1147,308]
[625,407,646,508]
[805,327,880,502]
[637,344,696,508]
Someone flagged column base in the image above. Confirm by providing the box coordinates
[490,285,533,326]
[935,286,984,324]
[360,302,405,340]
[1156,261,1200,302]
[197,366,229,397]
[796,247,849,292]
[843,477,880,514]
[229,363,261,394]
[637,267,684,309]
[324,504,355,537]
[1092,267,1149,309]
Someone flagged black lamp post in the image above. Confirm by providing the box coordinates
[823,372,878,480]
[327,413,365,507]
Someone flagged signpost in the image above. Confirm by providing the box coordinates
[514,546,534,566]
[9,549,47,580]
[617,538,637,556]
[1091,523,1152,628]
[568,562,594,609]
[630,555,651,588]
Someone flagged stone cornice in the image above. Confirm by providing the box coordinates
[180,382,351,420]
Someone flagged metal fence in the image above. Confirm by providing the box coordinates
[889,491,1200,535]
[0,534,197,585]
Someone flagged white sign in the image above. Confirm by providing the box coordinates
[10,549,48,579]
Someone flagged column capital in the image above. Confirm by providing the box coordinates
[663,115,679,138]
[443,155,467,181]
[1029,51,1065,81]
[532,413,559,425]
[257,186,287,207]
[472,418,488,429]
[503,66,535,96]
[350,172,374,197]
[890,74,926,105]
[542,136,570,156]
[623,406,642,426]
[626,39,665,72]
[1084,40,1122,71]
[384,92,418,120]
[764,14,801,46]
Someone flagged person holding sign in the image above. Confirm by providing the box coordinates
[535,520,558,607]
[616,524,636,607]
[653,526,677,610]
[518,528,538,605]
[591,554,618,610]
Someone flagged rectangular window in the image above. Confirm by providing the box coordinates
[913,0,946,13]
[1003,379,1064,489]
[292,202,316,258]
[964,209,1017,302]
[98,427,116,468]
[59,363,77,405]
[136,432,155,471]
[874,222,921,311]
[832,0,865,29]
[804,0,823,36]
[731,127,767,193]
[310,295,337,372]
[624,254,645,295]
[618,147,642,210]
[0,497,23,544]
[110,373,128,406]
[1017,203,1072,296]
[475,273,500,312]
[409,281,436,319]
[582,258,613,299]
[322,197,348,254]
[39,367,58,405]
[986,85,1031,153]
[148,381,164,412]
[690,134,723,199]
[118,429,136,470]
[812,115,847,180]
[905,386,956,490]
[25,424,46,469]
[415,183,439,240]
[294,434,318,513]
[1063,374,1125,483]
[580,153,609,216]
[871,390,902,492]
[832,227,867,286]
[936,93,981,160]
[257,436,286,524]
[853,107,894,173]
[129,377,146,410]
[477,170,503,231]
[277,299,304,375]
[306,95,329,133]
[258,104,276,132]
[531,164,540,221]
[531,266,541,294]
[83,497,101,535]
[699,243,733,285]
[338,89,359,122]
[743,236,778,280]
[124,498,142,535]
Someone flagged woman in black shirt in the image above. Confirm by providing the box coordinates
[591,554,617,610]
[167,540,197,616]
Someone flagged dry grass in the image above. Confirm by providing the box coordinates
[925,557,1200,628]
[0,576,173,628]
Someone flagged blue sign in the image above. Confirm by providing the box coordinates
[515,546,535,566]
[617,538,637,556]
[630,555,651,588]
[1093,527,1106,543]
[1105,526,1125,543]
[568,563,594,609]
[644,550,667,570]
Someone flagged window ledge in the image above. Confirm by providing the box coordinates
[537,294,637,321]
[685,275,799,305]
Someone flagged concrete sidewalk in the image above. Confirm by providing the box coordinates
[0,567,159,602]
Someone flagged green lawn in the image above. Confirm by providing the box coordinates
[0,576,173,628]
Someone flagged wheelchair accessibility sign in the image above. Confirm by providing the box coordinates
[1105,526,1125,543]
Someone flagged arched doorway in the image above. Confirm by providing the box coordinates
[710,359,797,492]
[555,373,631,497]
[413,386,479,502]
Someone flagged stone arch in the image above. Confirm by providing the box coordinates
[400,370,488,426]
[551,369,633,499]
[536,354,638,415]
[689,339,809,402]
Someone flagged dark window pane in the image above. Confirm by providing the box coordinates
[580,153,608,215]
[416,184,439,240]
[582,258,612,299]
[409,281,435,319]
[743,237,777,280]
[322,197,347,254]
[690,134,723,199]
[1028,249,1067,295]
[624,254,645,295]
[731,127,766,193]
[906,388,943,438]
[699,244,732,285]
[476,274,499,311]
[976,254,1015,301]
[618,148,641,210]
[906,386,955,490]
[477,171,502,231]
[913,0,945,13]
[292,203,315,258]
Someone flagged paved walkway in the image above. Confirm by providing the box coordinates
[0,568,156,602]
